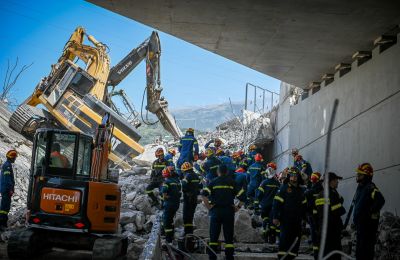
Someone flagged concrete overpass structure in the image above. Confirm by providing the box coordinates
[89,0,400,213]
[89,0,400,88]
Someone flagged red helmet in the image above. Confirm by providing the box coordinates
[310,172,321,183]
[162,166,175,178]
[168,148,176,156]
[356,163,373,176]
[254,153,263,162]
[295,154,303,161]
[237,150,244,156]
[235,167,246,173]
[6,149,18,159]
[155,148,164,157]
[267,162,277,170]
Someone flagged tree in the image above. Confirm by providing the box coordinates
[1,57,33,108]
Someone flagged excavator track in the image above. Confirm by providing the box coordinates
[8,104,37,134]
[92,236,128,260]
[7,228,45,259]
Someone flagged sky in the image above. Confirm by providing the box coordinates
[0,0,280,110]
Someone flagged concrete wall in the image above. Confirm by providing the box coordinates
[285,34,400,213]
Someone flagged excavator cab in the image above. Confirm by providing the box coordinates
[8,126,127,260]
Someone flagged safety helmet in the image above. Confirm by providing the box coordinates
[254,153,263,162]
[288,166,300,175]
[232,152,240,160]
[205,148,214,158]
[162,166,175,178]
[155,148,164,157]
[235,167,246,173]
[249,144,257,151]
[291,148,299,156]
[215,148,224,156]
[267,162,277,170]
[181,162,193,172]
[237,150,244,156]
[214,138,222,146]
[310,172,321,183]
[6,149,17,159]
[186,128,195,133]
[168,148,176,156]
[356,163,373,176]
[294,154,303,161]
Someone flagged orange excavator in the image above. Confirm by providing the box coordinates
[8,113,128,259]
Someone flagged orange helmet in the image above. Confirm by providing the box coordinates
[356,163,373,176]
[155,148,164,157]
[162,166,175,178]
[237,150,244,156]
[267,162,277,170]
[215,148,224,156]
[168,148,176,156]
[295,154,303,161]
[6,149,17,159]
[254,153,263,162]
[186,128,194,133]
[181,162,193,172]
[249,144,257,151]
[310,172,321,183]
[205,148,214,158]
[232,152,240,160]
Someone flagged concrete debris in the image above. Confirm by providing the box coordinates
[375,211,400,259]
[234,208,264,243]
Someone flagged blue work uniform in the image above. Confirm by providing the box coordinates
[353,180,385,260]
[181,170,202,234]
[315,187,346,260]
[200,156,222,184]
[145,158,169,205]
[234,171,247,202]
[246,161,264,204]
[304,181,323,258]
[161,176,182,242]
[202,175,246,260]
[272,182,307,260]
[164,153,175,166]
[255,177,281,243]
[218,156,236,175]
[0,160,15,227]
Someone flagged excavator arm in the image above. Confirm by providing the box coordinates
[107,31,182,139]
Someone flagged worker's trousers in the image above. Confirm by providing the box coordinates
[356,219,379,260]
[0,192,11,227]
[277,220,301,260]
[261,206,279,243]
[183,194,197,235]
[208,206,235,260]
[163,203,179,243]
[145,180,163,205]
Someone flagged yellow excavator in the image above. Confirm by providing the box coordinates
[9,27,182,168]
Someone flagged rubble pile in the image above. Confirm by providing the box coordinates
[196,108,277,151]
[375,211,400,259]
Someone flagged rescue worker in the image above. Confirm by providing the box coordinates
[205,138,223,152]
[201,164,246,260]
[50,143,70,168]
[315,172,346,260]
[272,167,307,260]
[181,162,202,235]
[232,152,241,167]
[161,166,181,243]
[177,128,199,176]
[0,150,17,230]
[353,163,385,260]
[294,154,313,185]
[246,153,264,209]
[165,148,176,166]
[234,166,248,203]
[304,172,323,259]
[146,148,169,207]
[245,144,258,167]
[255,162,280,243]
[216,149,236,176]
[200,148,221,184]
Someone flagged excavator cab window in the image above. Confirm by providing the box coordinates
[48,133,75,176]
[68,71,94,97]
[76,136,92,177]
